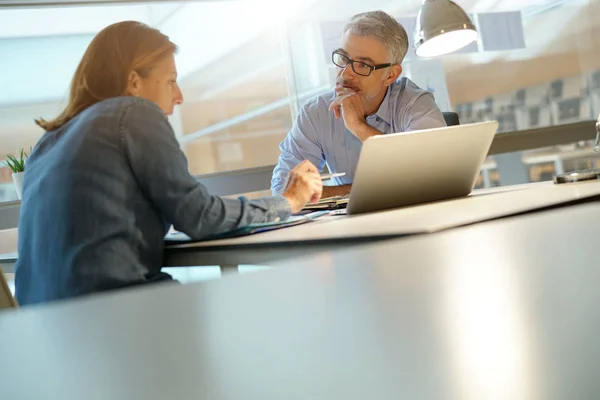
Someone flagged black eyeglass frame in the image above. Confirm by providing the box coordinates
[331,50,392,77]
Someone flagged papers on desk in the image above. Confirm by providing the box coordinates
[165,211,330,243]
[302,195,350,211]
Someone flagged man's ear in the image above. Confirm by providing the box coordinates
[384,65,402,86]
[126,70,142,96]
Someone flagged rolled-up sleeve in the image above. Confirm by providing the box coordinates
[271,103,326,195]
[121,99,291,239]
[403,93,447,131]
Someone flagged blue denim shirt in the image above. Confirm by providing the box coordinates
[15,97,291,305]
[271,78,446,194]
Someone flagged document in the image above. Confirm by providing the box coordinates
[165,211,330,243]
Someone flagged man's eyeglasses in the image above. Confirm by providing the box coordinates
[331,51,392,77]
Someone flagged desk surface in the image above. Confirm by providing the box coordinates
[3,181,600,270]
[165,180,600,265]
[0,183,540,266]
[2,202,600,399]
[171,181,590,249]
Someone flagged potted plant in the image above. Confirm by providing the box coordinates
[3,148,30,200]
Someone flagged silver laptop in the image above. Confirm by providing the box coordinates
[346,121,499,215]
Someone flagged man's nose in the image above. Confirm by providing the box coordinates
[340,64,357,80]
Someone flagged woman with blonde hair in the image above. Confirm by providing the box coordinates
[15,21,322,305]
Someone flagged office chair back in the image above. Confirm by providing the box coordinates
[442,112,460,126]
[0,267,18,310]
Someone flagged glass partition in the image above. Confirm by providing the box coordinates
[0,0,308,199]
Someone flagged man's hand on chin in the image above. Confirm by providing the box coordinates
[329,87,381,142]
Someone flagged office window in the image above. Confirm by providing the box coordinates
[0,3,169,200]
[0,0,314,200]
[160,0,320,175]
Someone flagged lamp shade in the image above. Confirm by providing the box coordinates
[414,0,478,57]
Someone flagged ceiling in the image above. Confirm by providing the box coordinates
[0,3,177,37]
[0,0,221,7]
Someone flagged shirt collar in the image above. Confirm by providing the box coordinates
[371,86,392,125]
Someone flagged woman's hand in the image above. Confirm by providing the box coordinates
[282,160,323,213]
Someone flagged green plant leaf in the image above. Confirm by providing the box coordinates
[3,148,28,173]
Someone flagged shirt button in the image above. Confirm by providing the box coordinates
[376,117,381,122]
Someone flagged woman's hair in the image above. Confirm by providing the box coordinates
[36,21,177,131]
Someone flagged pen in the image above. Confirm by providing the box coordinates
[320,172,346,180]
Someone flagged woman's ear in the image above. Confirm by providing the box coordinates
[384,65,402,86]
[126,70,142,96]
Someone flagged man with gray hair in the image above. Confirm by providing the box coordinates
[272,10,446,198]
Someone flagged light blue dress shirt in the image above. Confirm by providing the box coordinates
[271,78,447,194]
